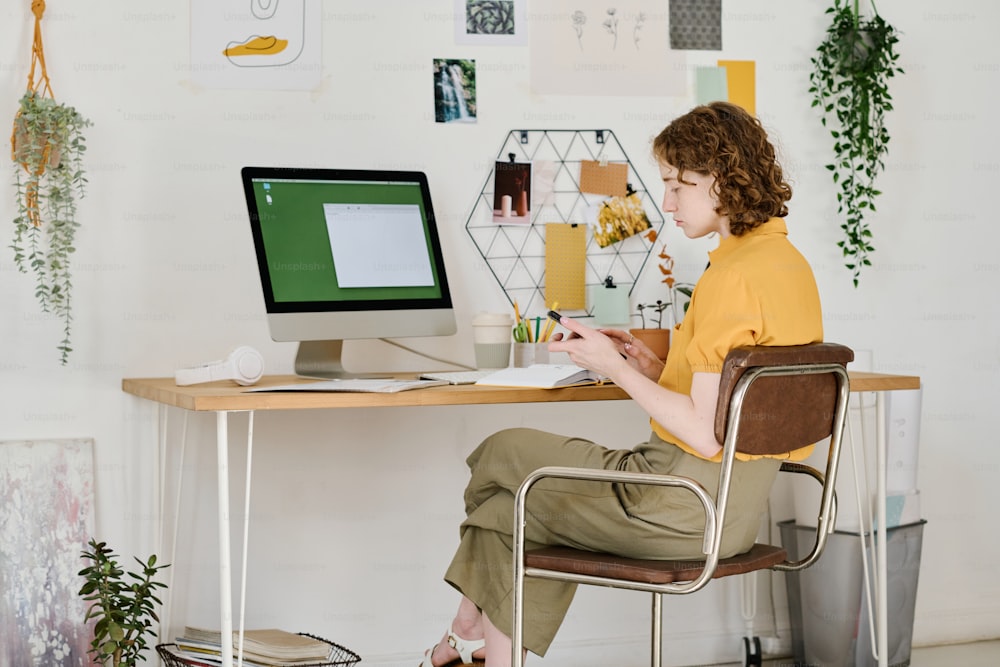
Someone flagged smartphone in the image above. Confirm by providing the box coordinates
[547,310,564,322]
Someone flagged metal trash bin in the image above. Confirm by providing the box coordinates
[779,519,925,667]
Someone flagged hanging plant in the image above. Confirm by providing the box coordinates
[808,0,902,287]
[11,0,92,363]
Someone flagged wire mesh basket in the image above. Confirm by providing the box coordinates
[156,633,361,667]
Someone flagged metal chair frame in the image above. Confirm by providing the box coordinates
[512,348,852,667]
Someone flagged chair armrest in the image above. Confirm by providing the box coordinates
[513,465,719,556]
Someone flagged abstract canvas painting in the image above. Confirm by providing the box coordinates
[0,439,96,667]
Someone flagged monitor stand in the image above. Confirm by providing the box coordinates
[294,340,388,379]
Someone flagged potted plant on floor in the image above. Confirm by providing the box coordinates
[78,539,169,667]
[809,0,903,287]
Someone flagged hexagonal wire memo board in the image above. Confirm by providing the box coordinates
[465,129,665,319]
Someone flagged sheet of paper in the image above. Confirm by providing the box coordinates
[529,0,684,96]
[246,378,446,393]
[695,65,729,105]
[190,0,322,90]
[579,160,628,197]
[717,60,756,116]
[545,223,587,310]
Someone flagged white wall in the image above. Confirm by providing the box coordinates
[1,1,997,665]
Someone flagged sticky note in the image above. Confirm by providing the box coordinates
[717,60,756,116]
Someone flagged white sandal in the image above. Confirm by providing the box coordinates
[419,627,486,666]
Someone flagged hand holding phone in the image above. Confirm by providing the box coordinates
[546,310,583,342]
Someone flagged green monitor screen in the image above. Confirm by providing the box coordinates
[241,167,456,377]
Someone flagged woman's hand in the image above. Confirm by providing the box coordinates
[551,316,720,458]
[601,329,665,381]
[547,317,643,381]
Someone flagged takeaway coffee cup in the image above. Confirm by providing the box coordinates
[472,312,513,369]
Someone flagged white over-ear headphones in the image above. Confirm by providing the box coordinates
[175,346,265,386]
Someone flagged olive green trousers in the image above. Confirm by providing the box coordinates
[444,427,781,657]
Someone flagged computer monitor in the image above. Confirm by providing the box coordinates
[241,167,457,378]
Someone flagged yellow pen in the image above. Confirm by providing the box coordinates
[540,301,559,342]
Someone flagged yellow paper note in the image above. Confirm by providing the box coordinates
[717,60,756,116]
[545,223,586,310]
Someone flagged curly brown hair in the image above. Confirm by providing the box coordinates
[652,101,791,236]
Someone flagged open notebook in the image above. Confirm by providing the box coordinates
[474,364,602,389]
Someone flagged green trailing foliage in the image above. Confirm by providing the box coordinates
[808,0,903,287]
[78,539,169,667]
[11,90,91,363]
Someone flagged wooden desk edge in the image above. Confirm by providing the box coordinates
[122,371,919,412]
[121,376,631,411]
[847,371,921,393]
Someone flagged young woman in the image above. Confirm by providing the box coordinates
[420,101,823,667]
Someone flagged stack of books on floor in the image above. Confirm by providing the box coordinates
[171,627,337,666]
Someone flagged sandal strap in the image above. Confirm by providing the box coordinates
[418,647,433,667]
[447,628,486,664]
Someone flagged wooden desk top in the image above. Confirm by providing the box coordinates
[122,371,919,413]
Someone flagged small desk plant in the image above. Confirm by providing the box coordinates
[630,230,693,361]
[78,539,169,667]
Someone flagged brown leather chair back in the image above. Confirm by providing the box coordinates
[714,343,854,457]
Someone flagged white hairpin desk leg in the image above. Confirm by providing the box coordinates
[216,411,234,667]
[875,393,888,667]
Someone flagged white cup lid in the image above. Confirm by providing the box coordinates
[472,312,513,326]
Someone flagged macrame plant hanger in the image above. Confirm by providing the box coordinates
[12,0,57,228]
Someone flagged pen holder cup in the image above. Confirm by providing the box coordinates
[513,343,550,368]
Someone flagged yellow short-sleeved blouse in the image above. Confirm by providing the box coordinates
[652,218,824,462]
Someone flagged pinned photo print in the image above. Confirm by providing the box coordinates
[467,0,514,35]
[592,188,651,247]
[492,159,531,224]
[455,0,528,45]
[434,58,477,123]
